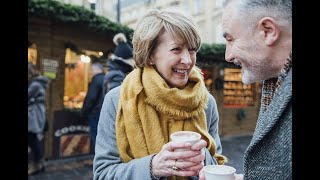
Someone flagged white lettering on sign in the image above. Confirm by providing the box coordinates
[54,125,90,137]
[43,58,59,67]
[42,58,59,79]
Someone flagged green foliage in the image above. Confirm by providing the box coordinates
[28,0,227,65]
[197,43,227,66]
[198,43,226,57]
[28,0,133,40]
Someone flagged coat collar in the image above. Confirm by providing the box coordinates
[246,68,292,154]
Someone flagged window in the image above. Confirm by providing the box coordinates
[28,43,37,65]
[215,24,226,44]
[63,48,102,110]
[216,0,223,7]
[194,0,204,15]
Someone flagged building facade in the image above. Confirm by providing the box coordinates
[56,0,119,22]
[119,0,225,44]
[57,0,225,44]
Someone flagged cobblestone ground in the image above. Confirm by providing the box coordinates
[28,155,94,180]
[28,134,252,179]
[220,134,252,174]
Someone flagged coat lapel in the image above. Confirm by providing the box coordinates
[245,69,292,155]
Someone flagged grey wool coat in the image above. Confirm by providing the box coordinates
[93,86,222,180]
[243,68,292,179]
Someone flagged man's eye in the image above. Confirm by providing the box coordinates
[225,38,232,42]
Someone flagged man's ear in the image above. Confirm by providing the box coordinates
[257,17,280,46]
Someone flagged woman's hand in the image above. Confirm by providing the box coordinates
[179,140,207,172]
[151,140,207,177]
[199,168,205,180]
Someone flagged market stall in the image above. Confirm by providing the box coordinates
[28,0,133,160]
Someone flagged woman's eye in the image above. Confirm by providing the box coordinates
[188,48,196,54]
[171,47,181,51]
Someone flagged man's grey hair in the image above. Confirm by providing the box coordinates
[223,0,292,32]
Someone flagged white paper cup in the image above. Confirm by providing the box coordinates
[204,165,236,180]
[170,131,201,152]
[170,131,201,145]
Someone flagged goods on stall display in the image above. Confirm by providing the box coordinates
[223,68,255,107]
[63,92,86,110]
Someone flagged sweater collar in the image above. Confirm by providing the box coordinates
[260,51,292,112]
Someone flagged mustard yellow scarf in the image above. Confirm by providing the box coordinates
[116,66,227,179]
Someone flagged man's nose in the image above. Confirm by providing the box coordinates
[225,47,233,62]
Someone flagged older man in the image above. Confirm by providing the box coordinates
[200,0,292,179]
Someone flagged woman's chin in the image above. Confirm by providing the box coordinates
[171,81,188,89]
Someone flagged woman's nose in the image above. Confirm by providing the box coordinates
[180,49,192,65]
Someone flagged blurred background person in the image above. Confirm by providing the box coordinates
[81,62,105,158]
[28,63,50,176]
[94,9,227,180]
[104,32,134,94]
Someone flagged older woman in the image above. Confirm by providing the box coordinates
[93,9,227,180]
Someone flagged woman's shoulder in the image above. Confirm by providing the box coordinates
[206,91,217,110]
[207,91,216,103]
[100,86,121,116]
[104,86,121,105]
[109,86,121,94]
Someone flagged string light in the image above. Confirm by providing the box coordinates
[80,55,91,63]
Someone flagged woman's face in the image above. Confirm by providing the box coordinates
[150,31,197,88]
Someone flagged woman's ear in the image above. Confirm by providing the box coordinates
[148,55,155,66]
[257,17,280,46]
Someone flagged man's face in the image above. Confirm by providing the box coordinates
[222,3,269,84]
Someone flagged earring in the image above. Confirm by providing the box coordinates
[149,61,153,65]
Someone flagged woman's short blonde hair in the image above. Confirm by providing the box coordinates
[132,9,202,68]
